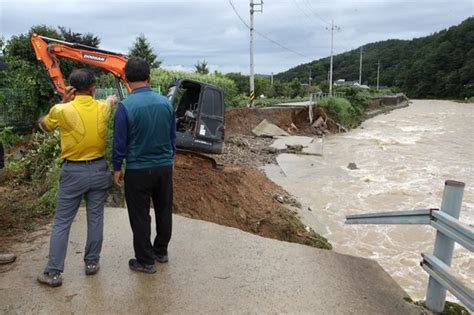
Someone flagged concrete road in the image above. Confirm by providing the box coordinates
[0,208,422,314]
[274,100,311,107]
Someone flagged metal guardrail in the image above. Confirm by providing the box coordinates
[95,87,161,100]
[345,180,473,312]
[309,92,346,104]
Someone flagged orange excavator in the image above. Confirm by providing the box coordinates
[31,33,130,99]
[31,33,225,154]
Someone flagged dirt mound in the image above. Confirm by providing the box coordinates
[173,154,331,249]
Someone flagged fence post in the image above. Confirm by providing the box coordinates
[425,180,465,312]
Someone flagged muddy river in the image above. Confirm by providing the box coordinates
[264,99,473,301]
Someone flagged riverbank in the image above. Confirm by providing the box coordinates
[263,100,473,308]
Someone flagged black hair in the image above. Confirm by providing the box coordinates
[125,57,150,82]
[69,69,96,92]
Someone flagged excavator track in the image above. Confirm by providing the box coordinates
[175,149,223,170]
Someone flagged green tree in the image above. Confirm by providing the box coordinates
[1,25,103,130]
[254,76,270,97]
[2,25,64,117]
[58,26,101,47]
[129,33,161,68]
[318,80,329,93]
[289,78,303,98]
[194,60,209,75]
[275,17,474,99]
[225,72,248,94]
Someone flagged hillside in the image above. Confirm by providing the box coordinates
[275,17,474,99]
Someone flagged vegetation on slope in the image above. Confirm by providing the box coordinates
[276,18,474,99]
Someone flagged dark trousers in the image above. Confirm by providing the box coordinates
[124,165,173,265]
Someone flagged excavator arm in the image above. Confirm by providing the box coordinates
[31,33,130,98]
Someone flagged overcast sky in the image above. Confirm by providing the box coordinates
[1,0,472,74]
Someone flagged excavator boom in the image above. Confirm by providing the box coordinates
[31,33,130,98]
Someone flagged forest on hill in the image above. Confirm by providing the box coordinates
[275,17,473,99]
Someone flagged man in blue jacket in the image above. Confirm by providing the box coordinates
[113,57,176,273]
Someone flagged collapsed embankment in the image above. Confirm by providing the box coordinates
[0,105,333,251]
[0,98,408,251]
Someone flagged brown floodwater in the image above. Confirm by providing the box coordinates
[264,100,473,302]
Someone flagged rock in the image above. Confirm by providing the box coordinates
[307,206,313,212]
[274,194,284,203]
[286,144,304,151]
[312,116,327,129]
[0,252,16,264]
[347,162,359,170]
[287,123,298,133]
[12,149,26,161]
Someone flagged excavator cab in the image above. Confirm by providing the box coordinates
[167,79,225,154]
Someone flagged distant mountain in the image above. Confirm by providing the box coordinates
[275,17,473,99]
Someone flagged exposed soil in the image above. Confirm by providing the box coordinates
[225,107,315,137]
[173,152,330,249]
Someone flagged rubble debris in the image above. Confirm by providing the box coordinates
[213,135,276,167]
[312,116,327,129]
[271,136,323,156]
[287,123,298,133]
[252,119,289,137]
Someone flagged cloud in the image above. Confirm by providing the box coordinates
[1,0,472,74]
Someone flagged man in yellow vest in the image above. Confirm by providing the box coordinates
[37,68,117,287]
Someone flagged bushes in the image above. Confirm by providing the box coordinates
[150,69,239,107]
[0,127,23,149]
[319,97,361,128]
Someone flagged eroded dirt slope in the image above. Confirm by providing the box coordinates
[173,153,331,249]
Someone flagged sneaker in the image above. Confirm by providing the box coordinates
[128,258,156,274]
[85,260,100,275]
[37,271,63,287]
[155,255,169,263]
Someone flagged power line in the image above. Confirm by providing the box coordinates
[228,0,312,61]
[301,0,331,26]
[291,0,326,29]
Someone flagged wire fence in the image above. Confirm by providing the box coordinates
[0,88,37,132]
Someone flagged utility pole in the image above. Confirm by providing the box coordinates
[309,69,312,87]
[359,46,363,85]
[249,0,263,107]
[377,60,380,90]
[327,20,340,97]
[270,72,273,86]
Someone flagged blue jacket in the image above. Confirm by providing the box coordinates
[112,86,176,171]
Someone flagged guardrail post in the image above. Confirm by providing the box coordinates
[425,180,465,312]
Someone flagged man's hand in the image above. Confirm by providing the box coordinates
[106,95,119,106]
[61,86,76,103]
[113,171,123,186]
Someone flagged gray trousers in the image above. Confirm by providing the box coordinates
[44,159,112,273]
